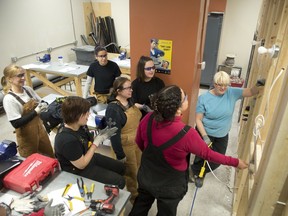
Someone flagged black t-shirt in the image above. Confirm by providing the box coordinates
[54,126,93,172]
[87,60,121,94]
[132,77,165,105]
[132,77,165,117]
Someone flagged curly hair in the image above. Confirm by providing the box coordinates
[150,85,182,122]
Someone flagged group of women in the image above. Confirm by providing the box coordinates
[1,45,264,215]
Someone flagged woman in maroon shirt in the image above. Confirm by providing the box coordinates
[129,85,247,216]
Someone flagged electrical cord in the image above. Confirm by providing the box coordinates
[206,161,237,192]
[253,114,265,139]
[250,68,286,172]
[265,68,285,118]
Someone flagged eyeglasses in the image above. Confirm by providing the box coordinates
[97,54,107,58]
[182,93,188,103]
[215,83,228,88]
[122,86,132,91]
[15,73,25,78]
[144,66,156,71]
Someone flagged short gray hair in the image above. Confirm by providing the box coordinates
[213,71,230,85]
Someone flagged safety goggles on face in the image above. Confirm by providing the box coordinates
[144,66,156,71]
[14,73,25,78]
[215,83,228,88]
[122,86,132,91]
[97,54,107,58]
[182,93,188,103]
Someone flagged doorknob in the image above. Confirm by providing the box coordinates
[198,61,206,70]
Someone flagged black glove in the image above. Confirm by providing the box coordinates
[256,78,266,86]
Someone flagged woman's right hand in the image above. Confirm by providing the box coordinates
[237,159,248,169]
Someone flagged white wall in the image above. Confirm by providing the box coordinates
[0,0,129,78]
[0,0,260,82]
[217,0,262,79]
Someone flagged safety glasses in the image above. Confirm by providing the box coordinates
[97,54,107,58]
[14,73,25,78]
[144,66,156,71]
[122,86,132,91]
[182,93,188,103]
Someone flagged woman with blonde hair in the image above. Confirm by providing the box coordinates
[1,65,54,158]
[191,71,265,187]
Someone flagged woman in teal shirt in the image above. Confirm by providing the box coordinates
[191,71,264,187]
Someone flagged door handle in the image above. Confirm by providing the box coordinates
[198,61,206,70]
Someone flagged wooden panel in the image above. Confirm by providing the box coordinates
[233,0,288,215]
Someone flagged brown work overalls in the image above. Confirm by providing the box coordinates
[9,89,54,158]
[94,92,111,104]
[120,105,142,203]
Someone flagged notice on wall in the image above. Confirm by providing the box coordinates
[150,38,172,75]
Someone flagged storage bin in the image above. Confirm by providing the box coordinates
[72,45,95,66]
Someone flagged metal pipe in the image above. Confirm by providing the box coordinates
[11,41,77,63]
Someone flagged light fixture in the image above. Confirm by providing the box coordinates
[257,44,280,58]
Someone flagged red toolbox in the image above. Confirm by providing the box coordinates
[3,153,60,193]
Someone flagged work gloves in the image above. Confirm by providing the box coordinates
[11,194,65,215]
[203,135,212,145]
[93,126,118,147]
[11,197,35,214]
[44,199,65,216]
[142,104,153,113]
[35,101,48,114]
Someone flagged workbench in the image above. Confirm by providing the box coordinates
[22,62,89,97]
[108,53,131,76]
[0,170,130,216]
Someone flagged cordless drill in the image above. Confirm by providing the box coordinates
[90,185,119,214]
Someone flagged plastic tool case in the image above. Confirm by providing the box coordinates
[3,153,59,193]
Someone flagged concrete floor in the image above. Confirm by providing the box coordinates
[0,85,241,216]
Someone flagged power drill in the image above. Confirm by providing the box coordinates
[89,184,119,214]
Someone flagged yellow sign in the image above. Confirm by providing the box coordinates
[150,38,172,74]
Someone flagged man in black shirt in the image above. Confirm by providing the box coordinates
[83,46,121,103]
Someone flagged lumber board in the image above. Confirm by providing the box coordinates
[247,67,288,215]
[83,2,111,45]
[233,1,288,215]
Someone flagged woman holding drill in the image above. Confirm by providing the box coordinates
[129,85,248,216]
